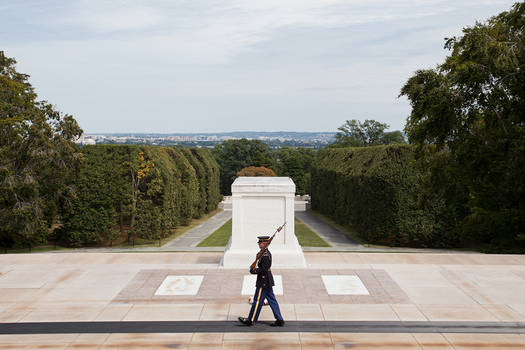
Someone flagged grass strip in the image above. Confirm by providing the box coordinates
[294,217,330,247]
[197,218,232,247]
[197,216,330,247]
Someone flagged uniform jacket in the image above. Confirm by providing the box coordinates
[250,249,275,288]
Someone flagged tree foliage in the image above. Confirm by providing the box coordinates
[400,2,525,250]
[60,145,219,247]
[332,119,406,147]
[0,51,83,248]
[190,148,221,213]
[212,139,274,195]
[274,147,316,195]
[211,139,318,195]
[237,166,276,177]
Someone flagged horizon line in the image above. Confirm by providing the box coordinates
[82,131,338,135]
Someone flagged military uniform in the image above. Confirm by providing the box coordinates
[252,249,274,288]
[239,236,284,326]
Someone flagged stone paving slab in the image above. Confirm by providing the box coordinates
[112,268,409,304]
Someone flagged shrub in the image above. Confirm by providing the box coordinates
[237,166,276,177]
[311,145,456,247]
[61,145,220,246]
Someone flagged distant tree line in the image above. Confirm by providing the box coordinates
[211,121,405,196]
[211,139,318,195]
[332,119,405,147]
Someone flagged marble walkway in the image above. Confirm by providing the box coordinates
[1,251,525,348]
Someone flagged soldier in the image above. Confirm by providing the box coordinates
[238,236,285,327]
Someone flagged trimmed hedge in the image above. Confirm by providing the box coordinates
[61,145,220,247]
[190,148,221,212]
[311,145,455,247]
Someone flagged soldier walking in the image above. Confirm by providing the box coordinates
[238,236,285,326]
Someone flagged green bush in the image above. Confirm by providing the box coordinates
[181,148,207,218]
[311,145,456,247]
[191,148,221,212]
[61,145,220,246]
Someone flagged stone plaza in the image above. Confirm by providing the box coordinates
[1,251,525,349]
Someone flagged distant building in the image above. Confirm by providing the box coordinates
[75,135,96,145]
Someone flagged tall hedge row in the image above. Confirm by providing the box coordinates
[311,145,455,247]
[61,145,220,246]
[190,148,221,212]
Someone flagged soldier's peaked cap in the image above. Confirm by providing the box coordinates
[257,236,270,243]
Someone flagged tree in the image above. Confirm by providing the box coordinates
[237,166,276,177]
[332,119,405,147]
[400,2,525,249]
[381,131,406,145]
[0,51,83,248]
[128,151,155,242]
[212,139,274,195]
[274,147,316,195]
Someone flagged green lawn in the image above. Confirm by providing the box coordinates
[197,218,232,247]
[197,216,330,247]
[294,217,330,247]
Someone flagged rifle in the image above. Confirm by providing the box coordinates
[249,222,286,270]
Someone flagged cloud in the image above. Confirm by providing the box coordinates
[2,0,518,133]
[61,1,164,32]
[34,0,456,62]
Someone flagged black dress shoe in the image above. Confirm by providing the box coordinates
[270,319,285,327]
[238,317,252,326]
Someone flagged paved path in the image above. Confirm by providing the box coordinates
[3,321,524,334]
[161,209,231,249]
[295,211,362,248]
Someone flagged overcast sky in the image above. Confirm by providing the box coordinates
[1,0,517,133]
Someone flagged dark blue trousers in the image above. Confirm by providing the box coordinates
[247,286,283,323]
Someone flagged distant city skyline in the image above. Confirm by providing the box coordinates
[2,0,516,133]
[78,130,336,148]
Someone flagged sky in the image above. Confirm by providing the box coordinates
[1,0,517,133]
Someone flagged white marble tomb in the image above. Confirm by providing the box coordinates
[220,177,307,268]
